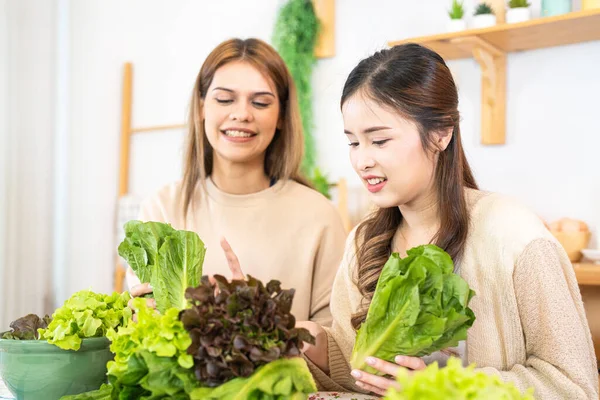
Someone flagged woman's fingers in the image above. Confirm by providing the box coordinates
[351,368,399,396]
[365,356,402,376]
[127,297,156,311]
[130,282,153,297]
[220,237,245,280]
[394,355,426,371]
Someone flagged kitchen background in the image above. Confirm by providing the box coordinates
[1,0,599,363]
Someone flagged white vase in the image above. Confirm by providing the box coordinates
[506,7,531,23]
[447,18,467,32]
[471,14,497,29]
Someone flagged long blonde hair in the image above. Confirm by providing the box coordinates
[182,38,309,216]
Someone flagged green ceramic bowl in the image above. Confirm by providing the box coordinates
[0,337,113,400]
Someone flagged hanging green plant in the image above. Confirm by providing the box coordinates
[273,0,332,198]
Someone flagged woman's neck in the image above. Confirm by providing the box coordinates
[210,156,270,195]
[396,187,440,252]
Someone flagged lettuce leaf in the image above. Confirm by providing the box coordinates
[181,275,315,387]
[188,357,317,400]
[1,313,51,340]
[384,357,534,399]
[37,290,132,350]
[350,245,475,374]
[59,384,112,400]
[104,298,196,398]
[118,221,206,313]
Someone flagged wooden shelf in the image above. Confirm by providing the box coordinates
[388,9,600,145]
[574,263,600,286]
[389,9,600,60]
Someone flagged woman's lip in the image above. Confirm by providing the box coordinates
[366,179,387,193]
[221,128,257,135]
[221,131,257,143]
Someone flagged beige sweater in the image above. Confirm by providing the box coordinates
[306,190,599,399]
[135,178,347,326]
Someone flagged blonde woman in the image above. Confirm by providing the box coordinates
[127,38,346,326]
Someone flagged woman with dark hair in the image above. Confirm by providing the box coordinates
[298,43,598,398]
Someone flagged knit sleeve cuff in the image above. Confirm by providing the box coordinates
[303,328,366,393]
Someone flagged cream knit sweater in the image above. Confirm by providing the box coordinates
[135,178,347,326]
[306,190,599,399]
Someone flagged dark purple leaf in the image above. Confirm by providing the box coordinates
[179,274,315,386]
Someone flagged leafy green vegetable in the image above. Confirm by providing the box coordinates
[1,313,52,340]
[69,276,317,399]
[59,384,112,400]
[351,245,475,374]
[108,350,197,399]
[118,221,206,313]
[105,297,196,398]
[181,275,315,387]
[37,290,132,350]
[189,357,317,399]
[384,357,534,399]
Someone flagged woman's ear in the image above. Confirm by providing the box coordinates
[436,127,453,151]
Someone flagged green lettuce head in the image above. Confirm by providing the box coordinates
[385,358,534,399]
[351,244,476,374]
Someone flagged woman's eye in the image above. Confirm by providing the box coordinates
[348,142,359,148]
[216,99,233,104]
[373,139,390,146]
[253,102,269,108]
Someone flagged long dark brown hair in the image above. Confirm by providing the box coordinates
[182,38,309,216]
[343,43,478,330]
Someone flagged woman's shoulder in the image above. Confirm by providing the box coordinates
[278,180,345,221]
[469,189,545,228]
[138,181,186,222]
[467,188,554,256]
[141,181,184,208]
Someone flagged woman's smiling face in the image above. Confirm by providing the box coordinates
[202,61,281,166]
[342,92,437,209]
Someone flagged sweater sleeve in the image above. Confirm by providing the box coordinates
[479,238,598,400]
[304,229,369,394]
[308,214,347,326]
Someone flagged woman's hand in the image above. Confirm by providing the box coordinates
[127,282,155,321]
[127,237,242,318]
[219,237,245,280]
[295,320,329,373]
[351,355,425,396]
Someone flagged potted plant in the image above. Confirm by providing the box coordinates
[472,2,497,29]
[507,0,532,23]
[447,0,467,32]
[273,0,333,199]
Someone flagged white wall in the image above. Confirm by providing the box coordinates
[1,0,57,327]
[0,0,9,327]
[313,0,600,238]
[65,0,284,299]
[62,0,600,299]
